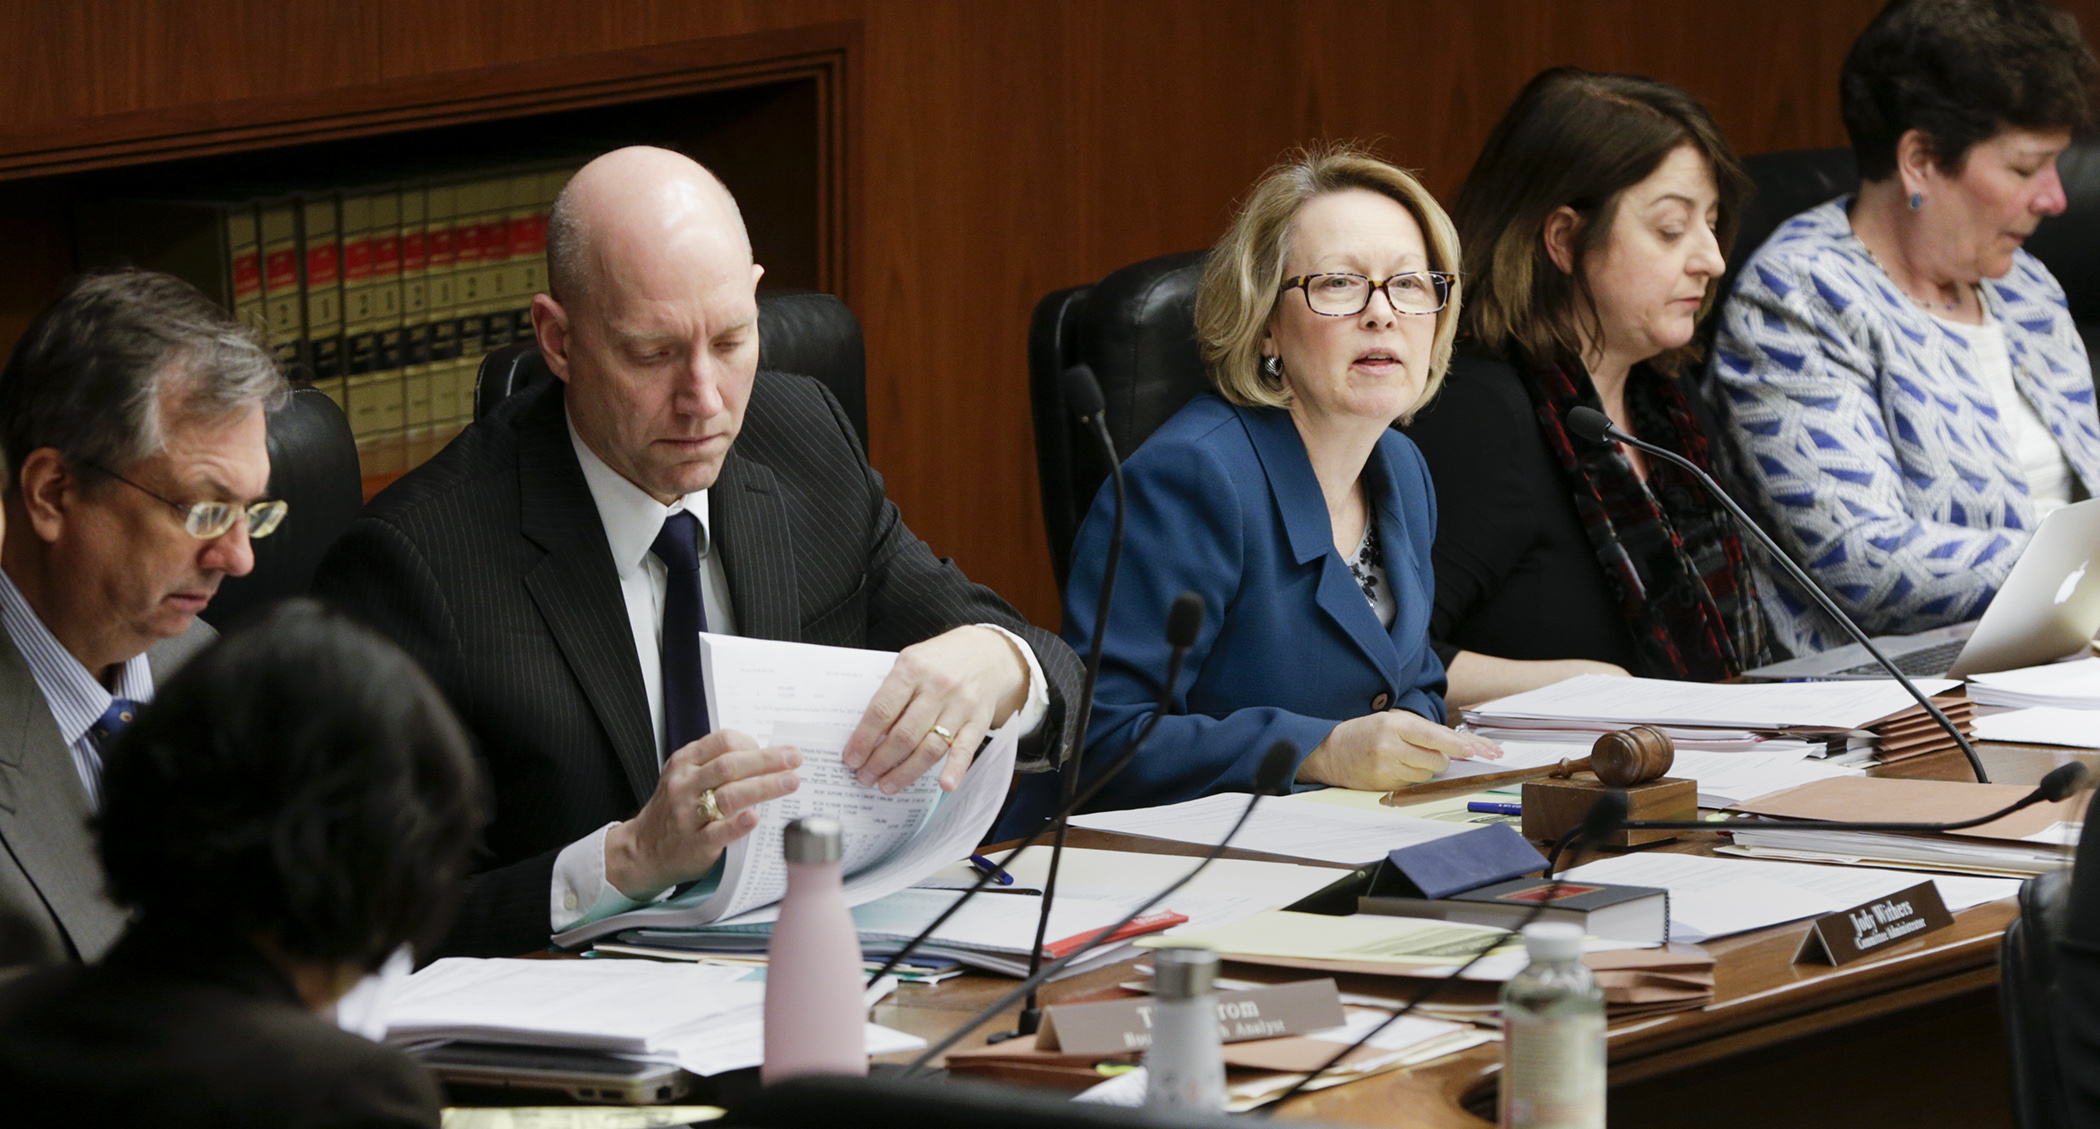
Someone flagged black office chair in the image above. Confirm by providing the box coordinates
[2003,867,2075,1129]
[473,287,869,449]
[1028,250,1209,589]
[202,387,363,630]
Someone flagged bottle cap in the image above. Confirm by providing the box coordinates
[782,816,843,864]
[1151,945,1218,1001]
[1521,921,1584,962]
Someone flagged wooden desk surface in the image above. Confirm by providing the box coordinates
[870,742,2094,1129]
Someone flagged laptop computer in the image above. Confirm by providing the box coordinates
[1743,497,2100,681]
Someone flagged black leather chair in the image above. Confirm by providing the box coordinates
[1719,142,2100,354]
[1029,250,1208,589]
[202,387,363,630]
[473,288,869,448]
[2003,867,2073,1129]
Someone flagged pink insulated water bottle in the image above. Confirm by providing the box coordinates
[762,816,868,1084]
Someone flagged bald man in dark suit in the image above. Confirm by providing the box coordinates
[317,147,1082,957]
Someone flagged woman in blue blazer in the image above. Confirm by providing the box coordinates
[1000,147,1500,834]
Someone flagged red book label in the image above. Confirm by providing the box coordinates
[480,220,512,263]
[342,238,375,282]
[264,248,298,292]
[402,231,428,271]
[232,251,261,299]
[427,227,457,267]
[512,213,547,256]
[306,244,340,287]
[372,234,402,278]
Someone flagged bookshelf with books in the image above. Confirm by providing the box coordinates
[35,29,842,497]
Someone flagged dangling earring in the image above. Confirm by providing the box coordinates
[1261,354,1284,380]
[1909,191,1924,211]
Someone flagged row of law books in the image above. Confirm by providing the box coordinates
[76,159,582,469]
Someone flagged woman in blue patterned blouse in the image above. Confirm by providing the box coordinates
[1710,0,2100,656]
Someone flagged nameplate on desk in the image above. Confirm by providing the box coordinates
[1793,881,1954,966]
[1036,979,1344,1056]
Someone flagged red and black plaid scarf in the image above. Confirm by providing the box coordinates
[1529,361,1763,681]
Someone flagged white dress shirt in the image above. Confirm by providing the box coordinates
[1933,308,2077,518]
[550,421,1048,931]
[0,569,155,812]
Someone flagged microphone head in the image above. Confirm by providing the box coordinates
[1062,365,1106,421]
[2039,762,2091,803]
[1581,791,1630,843]
[1565,406,1615,446]
[1257,741,1299,796]
[1166,591,1205,649]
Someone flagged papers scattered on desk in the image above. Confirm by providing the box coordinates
[382,957,922,1077]
[1068,791,1466,865]
[1966,658,2100,709]
[552,634,1021,948]
[1973,706,2100,749]
[1462,674,1974,764]
[1560,853,2020,942]
[601,848,1342,979]
[1466,673,1961,731]
[1720,774,2087,875]
[1430,739,1862,807]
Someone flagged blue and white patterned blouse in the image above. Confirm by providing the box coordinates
[1708,197,2100,656]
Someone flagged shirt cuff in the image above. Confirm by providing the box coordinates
[550,822,673,932]
[978,623,1049,737]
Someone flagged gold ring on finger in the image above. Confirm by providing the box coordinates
[930,724,958,745]
[695,787,725,825]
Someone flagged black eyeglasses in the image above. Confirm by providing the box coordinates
[87,464,287,540]
[1280,271,1456,316]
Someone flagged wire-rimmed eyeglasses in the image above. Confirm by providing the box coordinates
[87,463,287,540]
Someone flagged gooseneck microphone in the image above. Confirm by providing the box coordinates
[1258,789,1632,1113]
[1015,364,1128,1034]
[902,741,1301,1078]
[1565,406,1990,784]
[1543,762,2089,877]
[864,591,1205,989]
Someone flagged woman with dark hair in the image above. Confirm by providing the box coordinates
[1711,0,2100,657]
[1404,67,1765,707]
[0,599,482,1128]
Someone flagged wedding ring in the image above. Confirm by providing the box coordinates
[695,787,725,825]
[930,724,958,745]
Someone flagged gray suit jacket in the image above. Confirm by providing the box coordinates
[0,619,215,965]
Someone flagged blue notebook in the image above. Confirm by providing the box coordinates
[1383,823,1549,901]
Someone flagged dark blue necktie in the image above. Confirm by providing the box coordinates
[81,698,141,808]
[651,511,711,756]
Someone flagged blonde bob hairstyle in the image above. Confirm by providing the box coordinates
[1194,145,1462,422]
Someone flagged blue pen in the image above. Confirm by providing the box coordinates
[967,853,1014,886]
[1466,801,1523,816]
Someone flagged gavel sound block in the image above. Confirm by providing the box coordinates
[1380,726,1697,849]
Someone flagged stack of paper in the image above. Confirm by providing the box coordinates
[1722,775,2086,876]
[1967,658,2100,709]
[1974,706,2100,749]
[1462,674,1973,765]
[1560,852,2022,941]
[382,958,922,1077]
[1431,738,1863,807]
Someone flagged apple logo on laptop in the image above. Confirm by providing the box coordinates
[2057,560,2090,605]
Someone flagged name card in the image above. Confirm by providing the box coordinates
[1036,979,1344,1056]
[1794,881,1954,966]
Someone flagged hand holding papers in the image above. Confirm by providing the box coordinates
[555,635,1021,948]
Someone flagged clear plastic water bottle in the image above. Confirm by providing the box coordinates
[1499,921,1605,1129]
[1145,945,1226,1110]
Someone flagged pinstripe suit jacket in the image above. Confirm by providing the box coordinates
[314,374,1081,957]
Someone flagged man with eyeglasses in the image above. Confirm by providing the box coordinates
[0,268,288,965]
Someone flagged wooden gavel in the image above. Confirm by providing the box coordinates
[1377,725,1676,806]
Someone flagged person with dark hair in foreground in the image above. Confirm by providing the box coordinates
[1404,67,1766,708]
[0,599,481,1127]
[1711,0,2100,657]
